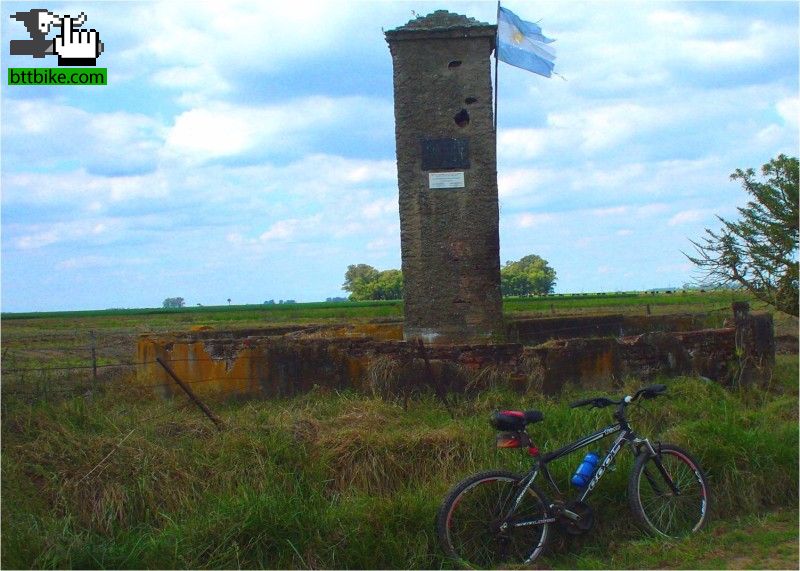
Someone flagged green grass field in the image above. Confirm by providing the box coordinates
[1,289,750,323]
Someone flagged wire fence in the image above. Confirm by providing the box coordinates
[1,356,259,398]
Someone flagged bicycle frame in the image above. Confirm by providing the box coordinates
[501,418,664,531]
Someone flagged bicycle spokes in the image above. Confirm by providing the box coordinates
[634,448,708,537]
[441,473,550,568]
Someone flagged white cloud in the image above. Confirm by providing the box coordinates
[366,237,397,252]
[2,169,169,206]
[497,168,558,200]
[259,216,315,242]
[677,20,794,68]
[10,218,121,251]
[647,9,704,35]
[549,103,669,153]
[591,206,628,218]
[3,100,164,176]
[163,96,391,163]
[570,163,647,191]
[634,203,670,218]
[777,97,799,128]
[151,64,232,105]
[131,2,351,63]
[498,128,552,160]
[755,124,784,147]
[668,209,710,226]
[166,105,257,158]
[56,256,150,270]
[515,213,555,228]
[361,198,397,220]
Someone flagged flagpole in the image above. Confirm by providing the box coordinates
[494,0,500,132]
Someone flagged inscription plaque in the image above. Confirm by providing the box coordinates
[421,138,470,170]
[429,172,465,189]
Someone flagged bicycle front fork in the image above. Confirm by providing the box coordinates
[634,438,681,496]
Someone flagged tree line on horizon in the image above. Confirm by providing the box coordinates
[342,254,557,301]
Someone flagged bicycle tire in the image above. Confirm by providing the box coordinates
[436,470,550,568]
[628,443,710,537]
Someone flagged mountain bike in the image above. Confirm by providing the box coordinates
[436,384,709,568]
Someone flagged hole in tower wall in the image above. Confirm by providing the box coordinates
[454,109,470,128]
[448,60,462,69]
[465,97,478,104]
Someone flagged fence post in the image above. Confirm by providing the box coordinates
[90,330,98,384]
[156,357,225,431]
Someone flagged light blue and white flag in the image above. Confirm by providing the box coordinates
[497,6,556,77]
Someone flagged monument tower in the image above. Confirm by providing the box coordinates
[385,11,504,343]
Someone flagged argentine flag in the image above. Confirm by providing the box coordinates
[497,6,556,77]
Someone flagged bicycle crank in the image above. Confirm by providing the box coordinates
[557,501,594,535]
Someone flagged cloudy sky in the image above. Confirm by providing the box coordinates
[2,1,797,312]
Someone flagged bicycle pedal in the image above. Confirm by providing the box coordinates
[557,501,595,536]
[561,509,581,521]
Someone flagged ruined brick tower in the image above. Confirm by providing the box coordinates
[385,10,504,343]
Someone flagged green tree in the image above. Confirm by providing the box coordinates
[686,154,798,316]
[501,254,557,296]
[342,264,380,294]
[343,265,404,301]
[162,297,185,308]
[371,269,404,300]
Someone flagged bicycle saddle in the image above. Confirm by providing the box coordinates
[490,409,544,431]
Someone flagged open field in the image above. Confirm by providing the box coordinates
[0,289,754,325]
[6,290,796,342]
[1,366,797,569]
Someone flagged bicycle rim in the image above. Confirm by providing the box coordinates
[443,474,549,568]
[634,448,708,537]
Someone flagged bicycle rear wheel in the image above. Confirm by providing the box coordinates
[628,443,710,537]
[436,470,550,568]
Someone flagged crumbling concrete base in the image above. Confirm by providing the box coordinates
[137,311,769,399]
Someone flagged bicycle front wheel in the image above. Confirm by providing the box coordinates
[629,443,710,537]
[436,470,550,568]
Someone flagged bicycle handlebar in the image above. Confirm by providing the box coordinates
[569,396,615,409]
[569,384,667,410]
[635,383,667,400]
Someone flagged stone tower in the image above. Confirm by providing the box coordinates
[385,10,504,344]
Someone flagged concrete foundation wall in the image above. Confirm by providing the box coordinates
[507,313,717,345]
[137,311,772,399]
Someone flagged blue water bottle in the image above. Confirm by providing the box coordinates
[571,452,600,487]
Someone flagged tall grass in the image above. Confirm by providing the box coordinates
[2,355,797,569]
